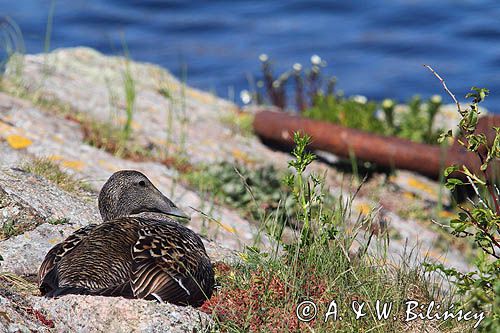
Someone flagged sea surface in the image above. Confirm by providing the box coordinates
[1,0,500,111]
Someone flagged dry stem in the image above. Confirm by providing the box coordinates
[423,64,462,114]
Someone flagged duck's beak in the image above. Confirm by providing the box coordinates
[155,193,190,220]
[164,205,190,220]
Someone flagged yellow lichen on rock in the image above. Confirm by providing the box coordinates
[51,135,65,144]
[403,192,415,199]
[407,177,436,197]
[356,202,372,215]
[438,210,457,219]
[98,159,120,172]
[424,248,449,263]
[6,134,32,149]
[232,148,257,165]
[48,155,64,161]
[187,89,216,105]
[48,238,61,245]
[61,160,85,171]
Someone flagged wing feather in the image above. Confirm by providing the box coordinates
[130,222,214,306]
[38,224,98,290]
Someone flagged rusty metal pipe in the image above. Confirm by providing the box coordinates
[253,110,499,180]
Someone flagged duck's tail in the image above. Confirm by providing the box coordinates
[43,285,94,298]
[40,269,134,299]
[43,284,135,298]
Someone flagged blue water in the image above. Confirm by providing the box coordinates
[1,0,500,111]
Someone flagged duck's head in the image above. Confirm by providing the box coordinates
[98,170,189,222]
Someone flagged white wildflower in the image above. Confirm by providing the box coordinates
[272,80,280,88]
[278,72,290,82]
[382,98,395,109]
[374,109,385,120]
[259,53,269,62]
[240,90,251,104]
[352,95,367,104]
[310,54,322,66]
[293,63,302,72]
[431,94,442,104]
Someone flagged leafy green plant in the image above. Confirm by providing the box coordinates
[397,95,443,144]
[251,55,444,145]
[423,66,499,331]
[185,158,341,235]
[283,132,336,246]
[186,162,294,225]
[304,94,384,134]
[305,94,443,144]
[203,133,474,332]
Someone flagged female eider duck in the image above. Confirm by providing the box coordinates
[38,170,214,307]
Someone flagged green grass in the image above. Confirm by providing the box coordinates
[0,271,39,295]
[0,78,74,114]
[122,61,136,141]
[47,217,70,225]
[157,77,191,161]
[158,85,175,155]
[180,64,188,152]
[41,0,56,76]
[0,79,152,161]
[1,219,16,238]
[81,118,136,157]
[204,240,467,332]
[200,134,478,332]
[184,161,326,230]
[22,157,92,194]
[2,77,194,178]
[219,111,254,137]
[120,36,137,141]
[43,0,56,54]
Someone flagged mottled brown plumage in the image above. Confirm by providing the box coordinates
[38,170,214,306]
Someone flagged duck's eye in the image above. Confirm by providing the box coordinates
[138,180,146,187]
